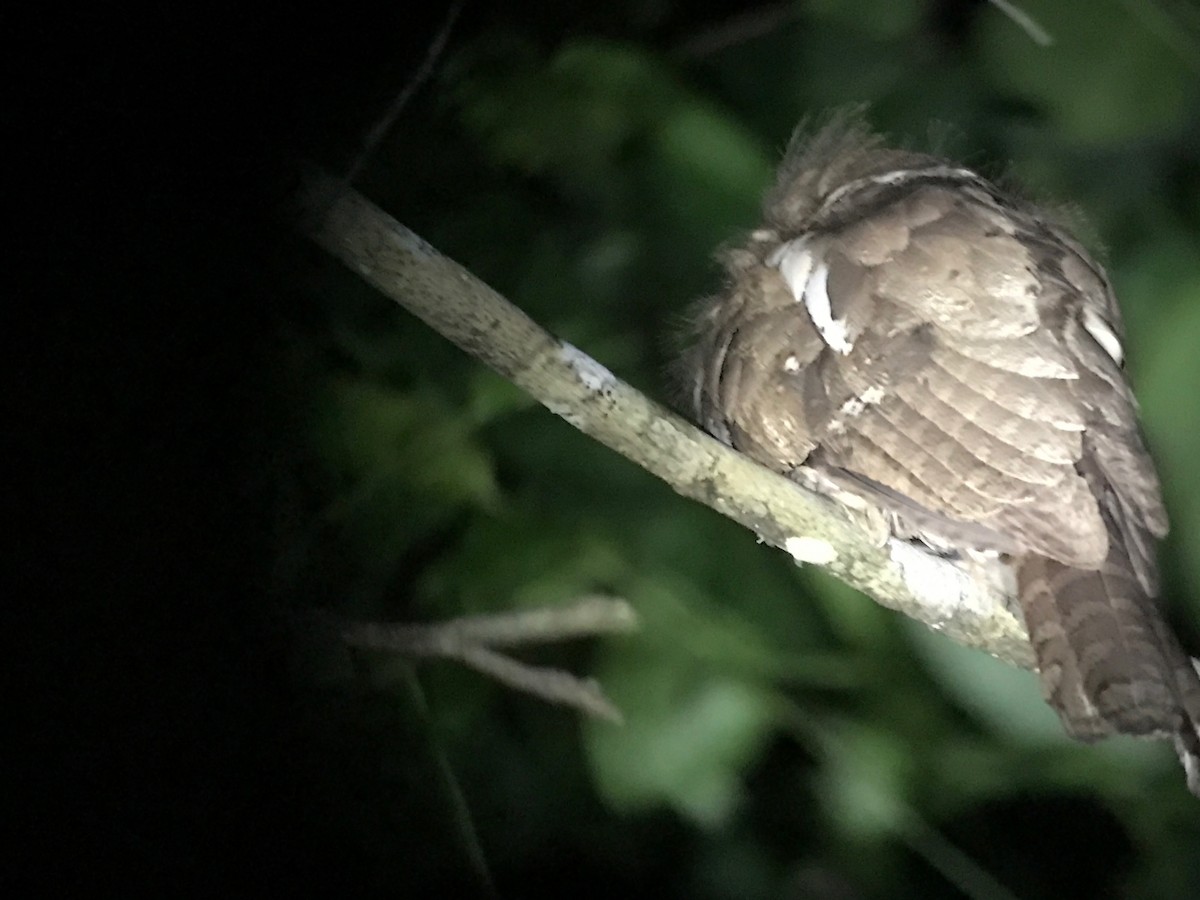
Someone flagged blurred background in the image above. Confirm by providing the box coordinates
[19,0,1200,897]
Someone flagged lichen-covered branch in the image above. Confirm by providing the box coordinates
[294,168,1037,671]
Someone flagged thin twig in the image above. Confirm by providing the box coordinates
[778,701,1018,900]
[342,0,466,186]
[341,596,638,654]
[673,3,801,58]
[987,0,1054,46]
[455,645,624,723]
[341,597,636,722]
[403,669,499,898]
[900,811,1023,900]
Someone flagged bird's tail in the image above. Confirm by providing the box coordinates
[1018,551,1200,795]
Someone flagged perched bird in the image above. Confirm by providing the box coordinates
[679,111,1200,795]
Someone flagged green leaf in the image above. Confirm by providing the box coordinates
[908,621,1182,798]
[976,0,1196,143]
[309,378,500,569]
[315,378,499,509]
[586,645,777,827]
[804,0,923,41]
[1135,274,1200,611]
[584,579,781,827]
[816,719,911,840]
[420,510,629,615]
[906,620,1065,742]
[453,39,674,183]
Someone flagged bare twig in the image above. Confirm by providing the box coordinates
[987,0,1054,46]
[402,671,499,898]
[342,0,466,186]
[673,3,801,58]
[341,597,636,722]
[454,646,624,723]
[341,596,638,655]
[294,168,1037,672]
[900,812,1023,900]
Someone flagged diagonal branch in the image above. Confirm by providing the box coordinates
[342,597,637,723]
[293,168,1037,672]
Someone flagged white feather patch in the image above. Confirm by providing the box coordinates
[803,263,853,354]
[1082,307,1124,365]
[828,385,884,435]
[1178,738,1200,797]
[770,238,814,300]
[769,239,853,355]
[839,385,884,418]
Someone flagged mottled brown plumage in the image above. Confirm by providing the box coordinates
[680,112,1200,794]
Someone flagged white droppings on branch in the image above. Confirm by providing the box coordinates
[888,539,973,622]
[785,535,838,565]
[560,341,617,395]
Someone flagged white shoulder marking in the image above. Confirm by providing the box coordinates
[803,262,853,354]
[1081,307,1124,365]
[771,238,853,354]
[771,238,814,298]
